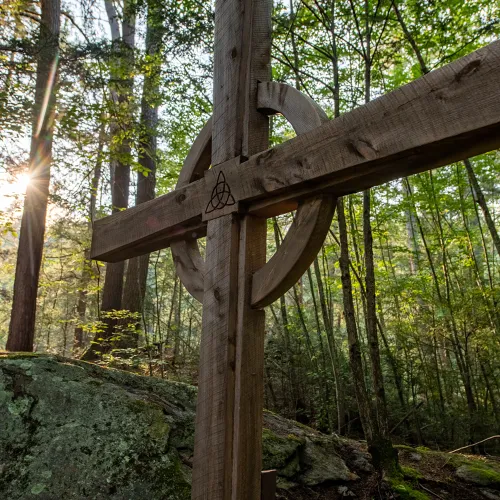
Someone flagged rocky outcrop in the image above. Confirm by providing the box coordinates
[455,463,500,488]
[4,354,500,500]
[0,354,358,499]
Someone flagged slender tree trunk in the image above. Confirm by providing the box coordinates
[362,1,389,442]
[307,266,332,431]
[74,122,104,351]
[428,171,478,439]
[172,282,182,367]
[166,274,178,349]
[273,217,300,417]
[289,0,301,91]
[313,257,346,434]
[392,1,429,75]
[7,0,61,351]
[82,0,135,359]
[120,2,160,348]
[337,198,374,443]
[464,159,500,258]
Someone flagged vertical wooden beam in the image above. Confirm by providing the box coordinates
[231,214,266,498]
[192,0,271,499]
[260,470,277,500]
[231,0,271,496]
[192,214,239,499]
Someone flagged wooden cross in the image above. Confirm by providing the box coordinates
[90,0,500,495]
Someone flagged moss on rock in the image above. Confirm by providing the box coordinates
[455,463,500,488]
[0,354,194,500]
[262,428,303,477]
[0,354,358,499]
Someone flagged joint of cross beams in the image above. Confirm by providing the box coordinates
[202,156,242,221]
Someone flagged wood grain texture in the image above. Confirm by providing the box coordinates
[177,118,212,185]
[91,179,206,262]
[227,1,271,497]
[192,214,239,500]
[234,40,500,213]
[231,214,266,499]
[92,40,500,263]
[211,0,245,166]
[203,156,242,222]
[172,82,333,305]
[260,470,277,500]
[257,81,328,133]
[170,118,212,302]
[252,81,335,309]
[170,239,205,303]
[192,0,271,498]
[252,195,336,308]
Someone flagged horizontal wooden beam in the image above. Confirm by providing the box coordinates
[235,40,500,215]
[92,40,500,262]
[91,179,207,262]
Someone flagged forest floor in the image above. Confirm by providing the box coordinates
[279,443,500,499]
[2,353,500,500]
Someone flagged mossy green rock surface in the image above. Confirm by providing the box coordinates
[0,354,195,499]
[455,463,500,488]
[0,354,356,499]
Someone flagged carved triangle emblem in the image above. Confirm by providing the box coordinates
[205,171,236,214]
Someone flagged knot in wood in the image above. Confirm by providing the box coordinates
[176,192,186,204]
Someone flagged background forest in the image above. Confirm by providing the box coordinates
[1,0,500,453]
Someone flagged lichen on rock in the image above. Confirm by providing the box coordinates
[0,354,194,499]
[0,354,358,499]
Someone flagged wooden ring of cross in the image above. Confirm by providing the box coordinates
[171,82,336,308]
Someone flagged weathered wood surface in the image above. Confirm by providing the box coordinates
[225,40,500,214]
[260,470,277,500]
[251,81,336,309]
[257,81,328,133]
[191,1,271,499]
[92,40,500,263]
[91,179,206,262]
[192,214,239,500]
[251,195,336,308]
[170,119,212,302]
[232,214,266,499]
[168,81,335,306]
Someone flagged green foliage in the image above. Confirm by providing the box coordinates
[1,0,500,457]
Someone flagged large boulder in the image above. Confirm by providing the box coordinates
[0,354,357,499]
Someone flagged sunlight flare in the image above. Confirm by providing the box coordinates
[35,54,59,138]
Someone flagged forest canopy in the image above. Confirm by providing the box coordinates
[1,0,500,453]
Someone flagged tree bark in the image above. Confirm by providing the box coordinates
[337,197,374,443]
[82,0,135,359]
[464,158,500,258]
[120,1,161,348]
[362,0,389,440]
[7,0,61,352]
[313,257,346,434]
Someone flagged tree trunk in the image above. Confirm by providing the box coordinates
[273,217,300,418]
[362,1,390,450]
[120,1,160,348]
[307,266,332,431]
[74,122,104,352]
[337,198,374,443]
[82,0,135,359]
[464,158,500,258]
[313,257,346,434]
[7,0,61,352]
